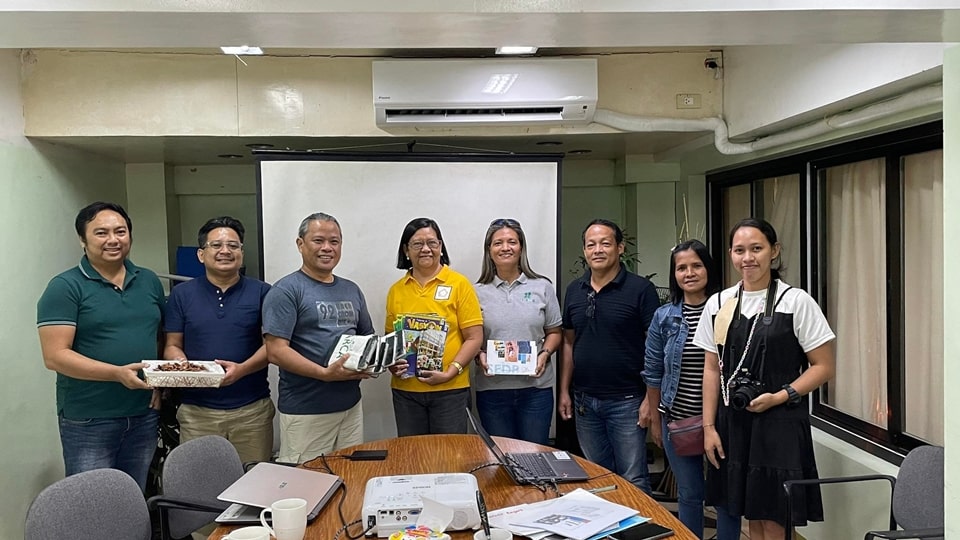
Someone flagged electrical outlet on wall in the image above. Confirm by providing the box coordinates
[676,93,701,109]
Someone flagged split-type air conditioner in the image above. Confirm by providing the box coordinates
[372,58,598,127]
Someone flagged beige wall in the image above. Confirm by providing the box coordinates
[0,49,126,538]
[724,44,946,138]
[941,44,958,539]
[22,50,722,137]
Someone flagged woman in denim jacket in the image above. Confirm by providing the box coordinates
[640,240,739,539]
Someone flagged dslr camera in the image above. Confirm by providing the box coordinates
[728,368,764,411]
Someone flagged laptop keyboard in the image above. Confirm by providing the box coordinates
[510,453,556,479]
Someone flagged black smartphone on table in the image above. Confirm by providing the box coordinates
[606,522,674,540]
[349,449,388,461]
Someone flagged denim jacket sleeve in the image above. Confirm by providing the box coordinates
[642,305,669,389]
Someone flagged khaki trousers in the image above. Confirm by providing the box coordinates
[278,401,363,464]
[177,397,276,464]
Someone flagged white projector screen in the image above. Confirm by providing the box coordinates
[258,155,560,442]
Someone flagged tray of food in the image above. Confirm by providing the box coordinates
[143,360,225,388]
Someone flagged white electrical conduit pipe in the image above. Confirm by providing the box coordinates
[593,84,942,155]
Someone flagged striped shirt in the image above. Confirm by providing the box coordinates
[660,301,706,419]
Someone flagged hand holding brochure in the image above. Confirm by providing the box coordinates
[329,332,403,374]
[393,314,449,378]
[509,488,639,540]
[485,340,538,375]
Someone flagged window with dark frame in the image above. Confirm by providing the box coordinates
[705,122,943,464]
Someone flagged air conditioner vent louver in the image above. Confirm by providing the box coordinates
[373,59,597,128]
[387,107,564,117]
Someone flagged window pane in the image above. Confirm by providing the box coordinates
[821,158,888,428]
[902,149,944,445]
[721,184,751,287]
[760,174,800,283]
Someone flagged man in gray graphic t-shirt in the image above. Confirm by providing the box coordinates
[263,212,374,464]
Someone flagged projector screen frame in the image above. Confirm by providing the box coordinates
[254,150,565,442]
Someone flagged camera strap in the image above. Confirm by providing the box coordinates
[718,279,777,407]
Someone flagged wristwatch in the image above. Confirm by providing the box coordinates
[781,384,801,405]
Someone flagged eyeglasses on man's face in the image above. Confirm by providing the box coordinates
[586,291,597,319]
[204,241,243,252]
[409,239,441,251]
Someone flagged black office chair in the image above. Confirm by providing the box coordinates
[783,445,944,540]
[148,435,244,540]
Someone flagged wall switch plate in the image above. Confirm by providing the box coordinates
[676,93,701,109]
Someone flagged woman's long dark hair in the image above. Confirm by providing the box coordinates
[667,239,721,305]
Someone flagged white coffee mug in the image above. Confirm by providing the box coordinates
[223,525,272,540]
[260,497,308,540]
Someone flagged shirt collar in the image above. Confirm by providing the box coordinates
[199,273,243,293]
[578,263,627,289]
[403,264,450,285]
[78,255,139,286]
[492,273,528,288]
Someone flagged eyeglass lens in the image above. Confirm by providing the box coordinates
[206,241,242,251]
[410,240,441,250]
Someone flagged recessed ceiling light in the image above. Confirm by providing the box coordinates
[536,141,563,146]
[496,46,538,55]
[567,149,592,155]
[220,46,263,55]
[217,154,244,159]
[245,143,275,149]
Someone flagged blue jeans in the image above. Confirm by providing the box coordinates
[476,387,553,446]
[58,410,159,492]
[574,391,650,494]
[393,388,471,436]
[662,416,742,539]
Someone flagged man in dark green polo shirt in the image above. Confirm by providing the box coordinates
[37,201,165,492]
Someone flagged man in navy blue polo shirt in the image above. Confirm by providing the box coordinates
[164,216,274,463]
[558,219,660,494]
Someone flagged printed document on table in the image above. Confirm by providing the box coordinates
[509,489,639,540]
[488,500,556,540]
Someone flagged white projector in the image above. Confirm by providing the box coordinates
[362,473,480,537]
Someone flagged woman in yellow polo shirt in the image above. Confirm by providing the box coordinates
[386,217,484,436]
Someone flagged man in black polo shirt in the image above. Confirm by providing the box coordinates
[558,219,660,494]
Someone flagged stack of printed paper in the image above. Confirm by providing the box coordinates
[488,488,650,540]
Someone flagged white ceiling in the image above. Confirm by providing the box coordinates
[9,1,960,164]
[3,2,959,49]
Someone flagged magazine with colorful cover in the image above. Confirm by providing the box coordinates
[329,332,403,374]
[485,340,538,375]
[393,313,448,378]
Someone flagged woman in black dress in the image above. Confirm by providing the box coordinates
[693,218,836,540]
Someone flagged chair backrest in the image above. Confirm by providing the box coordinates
[892,445,944,532]
[162,434,245,538]
[25,468,151,540]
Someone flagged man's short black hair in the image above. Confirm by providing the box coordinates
[197,216,245,247]
[74,202,132,238]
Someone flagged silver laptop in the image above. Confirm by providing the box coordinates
[215,462,343,524]
[466,408,589,484]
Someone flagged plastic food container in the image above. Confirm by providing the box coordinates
[143,360,225,388]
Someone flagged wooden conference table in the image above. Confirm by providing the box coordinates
[211,435,695,540]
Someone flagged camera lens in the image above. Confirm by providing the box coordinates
[730,389,753,410]
[730,378,763,411]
